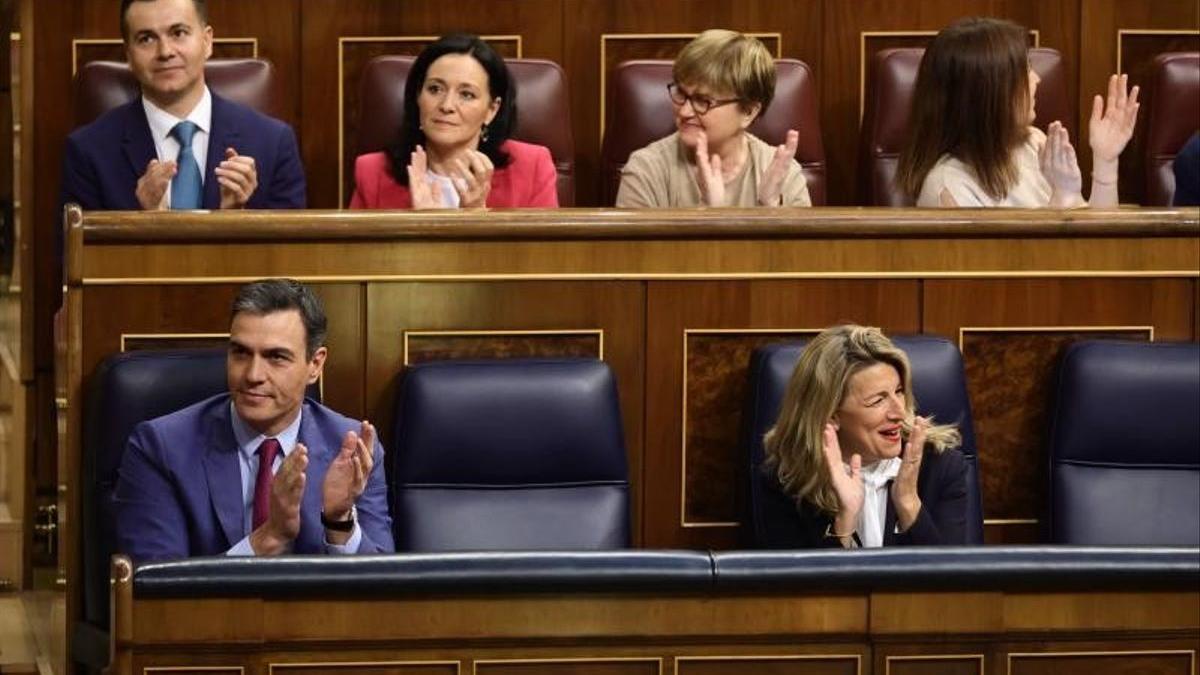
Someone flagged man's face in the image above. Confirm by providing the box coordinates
[227,309,326,437]
[124,0,212,109]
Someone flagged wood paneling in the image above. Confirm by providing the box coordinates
[272,665,457,675]
[676,656,859,675]
[476,662,659,675]
[1008,651,1194,675]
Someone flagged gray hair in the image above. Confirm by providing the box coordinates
[230,279,327,359]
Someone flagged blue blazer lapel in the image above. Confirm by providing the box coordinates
[295,401,332,552]
[204,94,240,208]
[202,403,245,548]
[122,99,157,182]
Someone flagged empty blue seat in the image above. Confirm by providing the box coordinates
[392,359,630,551]
[1049,340,1200,545]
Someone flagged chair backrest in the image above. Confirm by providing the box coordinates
[1048,340,1200,545]
[391,359,629,551]
[743,335,984,546]
[600,59,826,206]
[355,56,575,205]
[73,59,280,127]
[79,348,320,636]
[1143,52,1200,206]
[858,47,1067,206]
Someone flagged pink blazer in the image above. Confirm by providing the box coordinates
[349,140,558,208]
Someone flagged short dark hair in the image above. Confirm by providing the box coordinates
[896,17,1031,201]
[120,0,209,42]
[230,279,327,359]
[386,33,516,186]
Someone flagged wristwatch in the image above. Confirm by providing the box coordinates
[320,505,356,532]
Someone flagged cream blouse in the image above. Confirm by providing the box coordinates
[916,127,1051,207]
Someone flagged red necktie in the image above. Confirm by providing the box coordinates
[252,438,282,531]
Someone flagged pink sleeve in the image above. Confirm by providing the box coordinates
[527,145,559,207]
[348,154,377,209]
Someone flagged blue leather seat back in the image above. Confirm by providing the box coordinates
[392,359,630,551]
[1049,340,1200,545]
[744,335,983,545]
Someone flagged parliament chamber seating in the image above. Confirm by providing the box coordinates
[73,58,281,126]
[77,348,319,670]
[858,47,1069,205]
[743,336,984,546]
[1049,340,1200,546]
[600,59,826,205]
[1143,52,1200,206]
[355,55,577,205]
[390,358,630,551]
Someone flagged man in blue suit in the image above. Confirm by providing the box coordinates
[115,279,393,561]
[60,0,305,212]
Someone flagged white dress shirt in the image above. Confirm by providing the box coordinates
[855,457,901,548]
[141,86,212,208]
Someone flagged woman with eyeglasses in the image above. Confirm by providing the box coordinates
[615,30,811,208]
[350,34,558,209]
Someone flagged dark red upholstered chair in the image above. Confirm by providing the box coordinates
[355,56,575,206]
[73,59,280,127]
[858,47,1068,206]
[600,59,826,206]
[1143,52,1200,206]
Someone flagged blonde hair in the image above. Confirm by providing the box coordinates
[762,325,961,515]
[673,29,776,119]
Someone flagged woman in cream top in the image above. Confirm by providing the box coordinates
[898,17,1138,208]
[615,29,810,209]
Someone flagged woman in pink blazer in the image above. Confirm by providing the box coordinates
[350,34,558,209]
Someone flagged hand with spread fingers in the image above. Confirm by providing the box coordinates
[135,158,176,210]
[693,131,727,207]
[406,145,449,209]
[1038,121,1084,208]
[216,147,259,209]
[321,421,376,543]
[1089,73,1140,166]
[250,445,308,555]
[822,422,864,547]
[891,416,928,532]
[451,150,495,208]
[757,129,800,206]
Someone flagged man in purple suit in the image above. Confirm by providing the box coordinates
[115,280,393,561]
[60,0,305,212]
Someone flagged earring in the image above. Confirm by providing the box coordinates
[480,123,490,143]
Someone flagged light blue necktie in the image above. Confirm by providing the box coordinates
[170,121,202,210]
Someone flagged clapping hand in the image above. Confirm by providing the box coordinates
[891,416,927,531]
[1039,121,1084,208]
[250,445,308,555]
[450,150,494,208]
[135,158,176,210]
[694,132,726,207]
[407,145,448,209]
[322,421,375,522]
[822,422,863,546]
[217,147,258,209]
[756,129,799,206]
[1089,73,1140,165]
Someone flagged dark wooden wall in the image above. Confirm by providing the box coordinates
[26,0,1200,559]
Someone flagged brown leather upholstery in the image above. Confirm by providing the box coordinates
[858,47,1067,206]
[1143,52,1200,206]
[73,59,280,127]
[355,56,575,206]
[600,59,826,206]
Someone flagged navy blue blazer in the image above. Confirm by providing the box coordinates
[60,92,306,211]
[114,394,394,563]
[754,447,969,548]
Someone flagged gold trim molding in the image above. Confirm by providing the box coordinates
[120,332,229,352]
[1006,649,1195,675]
[599,32,782,144]
[474,657,663,675]
[957,324,1155,352]
[677,654,862,675]
[337,35,523,206]
[401,328,605,365]
[71,37,260,76]
[680,327,821,528]
[886,653,984,675]
[271,660,460,674]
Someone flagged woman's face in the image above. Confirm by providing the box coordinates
[417,53,501,154]
[833,362,906,465]
[1024,65,1041,126]
[672,80,755,153]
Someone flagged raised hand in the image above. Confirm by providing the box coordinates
[322,421,375,521]
[693,132,726,207]
[822,422,863,544]
[891,416,927,531]
[756,129,799,206]
[1039,121,1084,208]
[1089,73,1140,165]
[451,150,495,208]
[135,158,176,210]
[407,145,446,209]
[250,444,307,555]
[216,147,259,209]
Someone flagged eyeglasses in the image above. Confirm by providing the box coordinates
[667,82,740,115]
